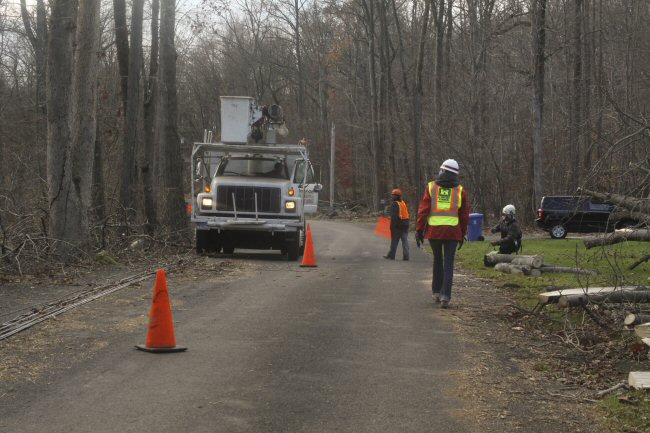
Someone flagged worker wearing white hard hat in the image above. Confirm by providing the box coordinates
[490,204,522,254]
[415,158,469,309]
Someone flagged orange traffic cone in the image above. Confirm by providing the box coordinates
[136,269,187,353]
[373,216,391,240]
[300,224,317,267]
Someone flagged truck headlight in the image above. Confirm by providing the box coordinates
[285,201,296,211]
[201,197,213,208]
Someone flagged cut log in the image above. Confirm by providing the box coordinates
[539,265,598,276]
[495,262,528,275]
[539,287,618,304]
[624,313,650,327]
[628,371,650,390]
[584,229,650,249]
[558,288,650,307]
[511,256,544,268]
[484,252,543,268]
[634,323,650,339]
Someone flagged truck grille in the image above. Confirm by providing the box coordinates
[216,186,281,213]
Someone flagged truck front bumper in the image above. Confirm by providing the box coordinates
[193,217,302,232]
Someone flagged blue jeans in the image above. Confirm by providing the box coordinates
[429,239,458,302]
[387,229,410,260]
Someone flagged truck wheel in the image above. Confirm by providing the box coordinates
[550,224,567,239]
[222,245,235,254]
[286,238,299,261]
[196,230,209,254]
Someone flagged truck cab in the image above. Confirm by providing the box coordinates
[191,97,321,260]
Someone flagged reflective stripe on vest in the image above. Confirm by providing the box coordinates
[398,201,409,220]
[428,182,463,226]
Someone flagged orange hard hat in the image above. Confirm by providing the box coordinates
[391,188,402,196]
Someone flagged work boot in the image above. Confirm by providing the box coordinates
[432,293,441,303]
[383,255,394,260]
[440,300,450,309]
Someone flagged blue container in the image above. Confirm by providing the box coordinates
[468,213,484,241]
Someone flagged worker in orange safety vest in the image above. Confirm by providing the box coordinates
[383,188,410,261]
[416,159,469,308]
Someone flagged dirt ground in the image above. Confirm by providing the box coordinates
[1,240,648,432]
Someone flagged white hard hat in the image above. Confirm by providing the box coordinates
[502,204,516,215]
[440,159,459,174]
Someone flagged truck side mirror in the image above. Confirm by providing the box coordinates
[313,184,323,192]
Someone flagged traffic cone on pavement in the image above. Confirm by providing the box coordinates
[136,269,187,353]
[300,224,317,267]
[373,216,391,240]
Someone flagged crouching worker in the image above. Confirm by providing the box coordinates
[383,188,410,261]
[490,204,522,254]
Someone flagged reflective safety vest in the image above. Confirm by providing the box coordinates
[397,201,409,220]
[428,182,463,226]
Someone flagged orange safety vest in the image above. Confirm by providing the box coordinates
[428,181,463,226]
[397,201,409,220]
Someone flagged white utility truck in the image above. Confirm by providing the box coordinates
[190,96,321,260]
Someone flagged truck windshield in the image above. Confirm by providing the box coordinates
[216,157,288,179]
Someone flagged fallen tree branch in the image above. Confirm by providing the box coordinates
[629,254,650,270]
[539,265,598,276]
[595,382,628,398]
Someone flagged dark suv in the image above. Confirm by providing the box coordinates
[535,196,636,239]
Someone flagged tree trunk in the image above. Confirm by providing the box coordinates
[413,0,431,201]
[46,0,76,256]
[583,230,650,249]
[119,0,144,224]
[531,0,547,208]
[558,289,650,307]
[580,188,650,214]
[70,0,101,249]
[142,0,160,235]
[159,0,186,235]
[568,0,583,189]
[113,0,129,114]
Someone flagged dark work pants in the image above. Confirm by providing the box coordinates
[429,239,458,302]
[498,240,517,254]
[387,229,410,260]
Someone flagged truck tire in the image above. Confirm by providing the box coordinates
[550,224,567,239]
[286,237,299,261]
[196,230,209,254]
[222,245,235,254]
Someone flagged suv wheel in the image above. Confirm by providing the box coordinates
[550,224,567,239]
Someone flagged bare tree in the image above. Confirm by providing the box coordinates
[531,0,547,208]
[47,0,101,257]
[158,0,186,234]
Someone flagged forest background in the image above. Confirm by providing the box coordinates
[1,0,649,266]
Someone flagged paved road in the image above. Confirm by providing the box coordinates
[1,220,471,433]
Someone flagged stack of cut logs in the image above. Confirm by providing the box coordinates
[484,251,598,277]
